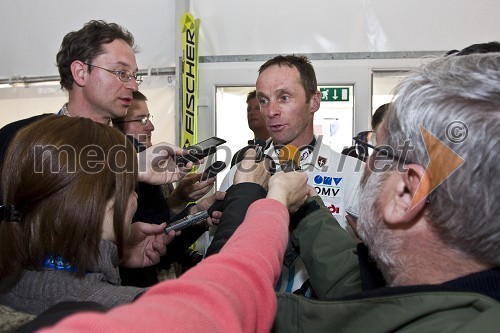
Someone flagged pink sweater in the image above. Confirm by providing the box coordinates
[41,198,289,333]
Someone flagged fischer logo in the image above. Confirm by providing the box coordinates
[314,175,342,197]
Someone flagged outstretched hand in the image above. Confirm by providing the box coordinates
[121,222,176,268]
[234,148,272,189]
[267,171,309,213]
[167,172,216,215]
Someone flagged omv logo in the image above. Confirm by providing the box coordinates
[313,175,342,186]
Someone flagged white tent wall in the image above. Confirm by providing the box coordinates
[1,0,499,146]
[189,0,500,143]
[0,0,181,145]
[191,0,498,56]
[0,0,177,78]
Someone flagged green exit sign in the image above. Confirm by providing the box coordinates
[320,87,349,102]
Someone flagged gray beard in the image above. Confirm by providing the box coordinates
[357,170,405,285]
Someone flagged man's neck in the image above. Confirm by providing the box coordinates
[66,100,110,125]
[274,134,315,150]
[388,232,491,287]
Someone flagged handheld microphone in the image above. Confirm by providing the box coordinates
[164,200,224,233]
[278,144,301,172]
[254,138,277,174]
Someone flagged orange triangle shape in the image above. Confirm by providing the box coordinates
[409,125,465,210]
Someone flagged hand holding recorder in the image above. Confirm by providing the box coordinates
[165,191,225,233]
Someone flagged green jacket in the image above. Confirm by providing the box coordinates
[273,197,500,332]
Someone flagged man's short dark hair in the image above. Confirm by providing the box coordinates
[246,90,257,103]
[371,103,390,130]
[56,20,137,91]
[258,55,317,102]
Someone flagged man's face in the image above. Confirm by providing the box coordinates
[256,65,317,147]
[246,97,266,134]
[122,99,155,148]
[84,39,139,119]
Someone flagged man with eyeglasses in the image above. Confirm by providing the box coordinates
[114,91,216,285]
[115,91,155,148]
[0,20,223,283]
[114,91,214,217]
[342,103,390,162]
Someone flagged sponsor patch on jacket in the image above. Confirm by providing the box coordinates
[313,175,342,186]
[317,156,328,167]
[313,175,343,197]
[327,204,341,214]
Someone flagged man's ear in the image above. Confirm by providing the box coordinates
[382,164,428,226]
[71,60,87,87]
[309,90,321,114]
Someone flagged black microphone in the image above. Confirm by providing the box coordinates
[164,200,224,233]
[200,161,226,181]
[231,139,270,167]
[253,138,268,162]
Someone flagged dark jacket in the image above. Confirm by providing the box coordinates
[205,182,267,257]
[273,196,500,332]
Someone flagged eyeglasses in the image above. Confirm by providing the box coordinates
[83,62,143,86]
[352,131,374,161]
[115,114,153,125]
[353,133,400,162]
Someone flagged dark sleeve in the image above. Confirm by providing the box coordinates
[132,182,171,224]
[205,182,267,257]
[291,196,362,300]
[161,224,206,265]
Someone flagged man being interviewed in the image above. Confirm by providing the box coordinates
[220,55,363,294]
[273,52,500,333]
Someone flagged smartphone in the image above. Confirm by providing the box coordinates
[188,136,226,157]
[200,161,227,181]
[176,136,226,164]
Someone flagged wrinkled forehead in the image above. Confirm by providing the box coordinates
[97,39,138,71]
[257,64,300,84]
[256,65,303,99]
